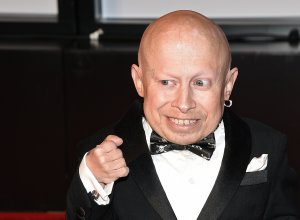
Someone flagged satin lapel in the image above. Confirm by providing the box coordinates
[198,109,252,220]
[114,100,176,220]
[130,153,177,220]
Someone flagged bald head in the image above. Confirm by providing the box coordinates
[138,10,231,76]
[131,10,238,145]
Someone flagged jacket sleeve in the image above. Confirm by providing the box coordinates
[263,135,300,219]
[66,128,115,220]
[66,167,113,220]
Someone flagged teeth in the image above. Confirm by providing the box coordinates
[171,118,196,125]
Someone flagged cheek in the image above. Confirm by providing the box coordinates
[143,89,166,118]
[145,86,171,106]
[206,96,224,122]
[196,91,224,114]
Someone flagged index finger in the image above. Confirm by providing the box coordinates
[97,135,123,152]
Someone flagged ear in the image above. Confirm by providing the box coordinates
[224,67,238,100]
[131,64,145,97]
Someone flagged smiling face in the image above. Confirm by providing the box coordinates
[131,10,238,145]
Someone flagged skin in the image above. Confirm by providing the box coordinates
[87,10,238,184]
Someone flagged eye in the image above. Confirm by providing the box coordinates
[195,80,205,86]
[194,79,211,89]
[161,80,169,85]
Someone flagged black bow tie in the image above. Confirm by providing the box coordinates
[150,131,216,160]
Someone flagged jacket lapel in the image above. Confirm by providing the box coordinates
[198,109,252,219]
[114,100,177,219]
[130,153,177,219]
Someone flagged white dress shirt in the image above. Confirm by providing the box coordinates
[143,119,225,220]
[79,118,225,220]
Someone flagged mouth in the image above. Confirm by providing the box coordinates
[169,117,197,126]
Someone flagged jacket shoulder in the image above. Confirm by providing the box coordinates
[241,117,287,161]
[242,118,286,141]
[242,117,286,139]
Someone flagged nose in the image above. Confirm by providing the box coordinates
[171,85,196,113]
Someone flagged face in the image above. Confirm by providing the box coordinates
[132,31,237,145]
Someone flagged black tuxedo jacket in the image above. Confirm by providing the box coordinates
[67,101,300,220]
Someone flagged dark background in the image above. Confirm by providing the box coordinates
[0,0,300,212]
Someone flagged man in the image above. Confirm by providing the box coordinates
[67,10,300,219]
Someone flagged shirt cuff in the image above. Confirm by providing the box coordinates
[79,152,114,205]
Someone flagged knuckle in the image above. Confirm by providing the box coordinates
[120,158,127,166]
[94,148,104,157]
[113,149,122,158]
[120,167,129,177]
[116,148,123,156]
[92,146,105,158]
[105,135,123,146]
[103,140,117,151]
[97,156,106,164]
[105,135,118,143]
